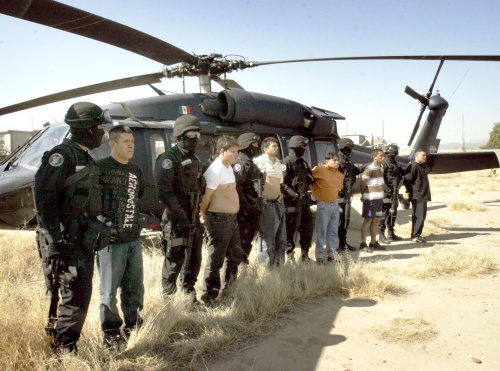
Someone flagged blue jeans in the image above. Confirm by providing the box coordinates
[97,238,144,333]
[257,200,286,266]
[315,201,340,259]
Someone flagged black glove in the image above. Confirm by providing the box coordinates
[47,240,68,259]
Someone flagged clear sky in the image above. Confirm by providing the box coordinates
[0,0,498,148]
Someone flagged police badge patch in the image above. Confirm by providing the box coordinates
[234,163,241,172]
[48,153,64,167]
[162,159,173,169]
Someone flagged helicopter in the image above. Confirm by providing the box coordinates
[0,0,499,227]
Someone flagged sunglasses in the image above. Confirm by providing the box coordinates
[184,131,201,139]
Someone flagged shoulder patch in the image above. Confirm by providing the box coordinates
[234,163,242,172]
[48,153,64,167]
[162,159,173,170]
[281,164,287,172]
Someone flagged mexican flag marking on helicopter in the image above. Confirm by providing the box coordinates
[179,106,191,115]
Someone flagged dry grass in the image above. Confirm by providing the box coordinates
[446,196,487,211]
[369,317,438,345]
[0,232,403,370]
[406,244,497,279]
[393,217,448,238]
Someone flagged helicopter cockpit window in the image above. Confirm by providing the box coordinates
[12,124,68,171]
[314,141,336,165]
[150,134,165,168]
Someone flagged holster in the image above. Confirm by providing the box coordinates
[161,220,185,258]
[82,219,111,253]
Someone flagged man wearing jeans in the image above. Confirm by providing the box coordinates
[199,136,243,307]
[97,125,145,351]
[253,137,287,267]
[311,152,344,264]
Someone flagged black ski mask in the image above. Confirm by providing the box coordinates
[292,146,306,157]
[70,126,105,150]
[177,135,199,154]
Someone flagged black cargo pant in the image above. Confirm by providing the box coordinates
[237,211,259,264]
[161,220,203,296]
[285,198,313,254]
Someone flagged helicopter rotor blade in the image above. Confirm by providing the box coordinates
[0,73,164,116]
[427,60,445,96]
[407,108,426,147]
[0,0,196,66]
[404,86,427,104]
[245,55,500,68]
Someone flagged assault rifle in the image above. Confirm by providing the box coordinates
[294,181,306,242]
[343,177,353,230]
[183,190,201,272]
[388,180,399,227]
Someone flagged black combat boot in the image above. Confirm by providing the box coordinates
[387,230,403,241]
[379,231,390,244]
[301,248,310,262]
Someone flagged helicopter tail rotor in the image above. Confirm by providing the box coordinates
[406,60,444,146]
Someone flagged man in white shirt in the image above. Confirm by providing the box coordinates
[253,137,286,266]
[199,135,243,307]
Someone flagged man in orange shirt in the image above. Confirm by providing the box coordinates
[311,152,344,264]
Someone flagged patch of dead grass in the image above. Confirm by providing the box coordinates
[446,197,487,211]
[406,244,496,279]
[369,317,438,344]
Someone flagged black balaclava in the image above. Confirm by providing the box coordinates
[71,126,104,150]
[177,135,198,154]
[292,146,306,158]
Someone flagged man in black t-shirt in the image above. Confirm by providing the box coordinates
[96,125,145,351]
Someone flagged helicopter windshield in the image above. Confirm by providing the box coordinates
[10,124,69,171]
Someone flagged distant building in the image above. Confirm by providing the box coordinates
[0,130,38,154]
[344,134,367,146]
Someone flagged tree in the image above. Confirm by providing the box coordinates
[481,122,500,149]
[0,140,8,160]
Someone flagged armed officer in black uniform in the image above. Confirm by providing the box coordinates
[34,102,108,353]
[282,135,315,262]
[232,133,262,264]
[379,144,407,243]
[154,115,205,299]
[337,138,362,251]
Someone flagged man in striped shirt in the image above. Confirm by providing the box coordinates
[359,149,385,253]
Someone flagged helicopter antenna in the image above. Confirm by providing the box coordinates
[448,68,469,102]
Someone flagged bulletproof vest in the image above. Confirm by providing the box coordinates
[384,159,401,189]
[339,152,357,183]
[58,143,99,219]
[289,158,310,187]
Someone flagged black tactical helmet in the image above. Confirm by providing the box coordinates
[385,144,399,156]
[338,138,354,150]
[173,115,201,137]
[237,133,260,150]
[64,102,109,129]
[288,135,309,148]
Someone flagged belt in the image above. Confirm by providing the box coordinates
[207,211,237,218]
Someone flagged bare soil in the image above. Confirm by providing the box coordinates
[205,189,500,371]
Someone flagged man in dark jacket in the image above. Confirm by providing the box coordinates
[34,101,107,353]
[282,135,314,262]
[154,115,205,298]
[404,148,431,243]
[232,133,262,264]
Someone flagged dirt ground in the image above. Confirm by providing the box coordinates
[204,189,500,371]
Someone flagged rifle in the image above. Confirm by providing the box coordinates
[183,190,201,272]
[344,177,352,230]
[388,179,399,227]
[294,181,306,243]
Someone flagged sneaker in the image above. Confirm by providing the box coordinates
[411,236,427,243]
[370,241,387,250]
[346,242,357,251]
[360,242,373,253]
[103,332,127,352]
[316,258,325,266]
